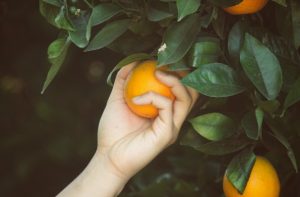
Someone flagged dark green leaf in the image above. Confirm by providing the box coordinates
[40,0,61,27]
[284,76,300,110]
[107,32,160,55]
[240,33,283,100]
[107,53,152,86]
[157,14,201,66]
[42,0,62,7]
[69,11,92,48]
[242,108,264,140]
[181,63,245,97]
[180,129,250,155]
[147,7,173,22]
[189,113,236,141]
[228,20,247,66]
[272,0,287,7]
[225,149,256,194]
[41,36,71,94]
[85,19,130,52]
[207,0,242,7]
[291,0,300,48]
[55,6,75,31]
[90,4,122,26]
[265,117,298,172]
[176,0,201,21]
[188,37,221,68]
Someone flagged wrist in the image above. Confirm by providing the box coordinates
[94,149,129,196]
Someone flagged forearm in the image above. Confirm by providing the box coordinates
[57,150,128,197]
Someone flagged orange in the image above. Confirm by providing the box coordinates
[124,60,176,118]
[223,156,280,197]
[223,0,269,15]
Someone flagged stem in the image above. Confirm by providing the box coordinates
[84,0,93,8]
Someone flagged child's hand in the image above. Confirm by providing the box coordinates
[97,62,198,181]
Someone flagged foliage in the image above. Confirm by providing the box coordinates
[40,0,300,196]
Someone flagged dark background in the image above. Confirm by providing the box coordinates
[0,0,124,196]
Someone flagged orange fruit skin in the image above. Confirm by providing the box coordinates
[124,60,175,118]
[223,156,280,197]
[224,0,269,15]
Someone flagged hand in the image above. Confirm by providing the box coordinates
[97,62,198,182]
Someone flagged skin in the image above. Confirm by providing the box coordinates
[57,62,198,197]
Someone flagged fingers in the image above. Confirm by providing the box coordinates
[155,71,198,129]
[108,62,137,102]
[132,91,173,125]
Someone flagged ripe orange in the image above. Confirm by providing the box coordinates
[124,60,176,118]
[223,0,269,15]
[223,156,280,197]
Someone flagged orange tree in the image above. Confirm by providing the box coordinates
[40,0,300,196]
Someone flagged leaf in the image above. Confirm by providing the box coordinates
[69,11,92,48]
[147,7,173,22]
[39,0,60,28]
[284,76,300,110]
[181,63,245,97]
[54,6,75,31]
[241,108,264,140]
[107,53,152,86]
[207,0,242,7]
[272,0,287,7]
[180,129,250,155]
[188,37,221,68]
[291,0,300,48]
[85,19,130,52]
[176,0,201,22]
[228,20,247,66]
[41,35,71,94]
[90,3,122,26]
[157,13,201,66]
[265,116,298,172]
[42,0,62,7]
[225,149,256,194]
[189,113,237,141]
[240,33,283,100]
[107,32,160,55]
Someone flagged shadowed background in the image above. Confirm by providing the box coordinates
[0,0,123,195]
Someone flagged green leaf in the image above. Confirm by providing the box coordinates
[69,11,92,48]
[257,100,280,114]
[147,7,173,22]
[241,108,264,140]
[176,0,201,22]
[85,19,130,52]
[107,53,152,86]
[157,13,201,66]
[41,35,71,94]
[240,33,283,100]
[291,0,300,48]
[188,37,221,68]
[228,20,247,66]
[39,0,60,27]
[207,0,242,7]
[55,6,75,31]
[265,116,298,172]
[189,113,237,141]
[90,4,122,26]
[181,63,245,97]
[180,129,250,155]
[107,32,160,55]
[42,0,62,7]
[225,149,256,194]
[272,0,287,7]
[284,76,300,110]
